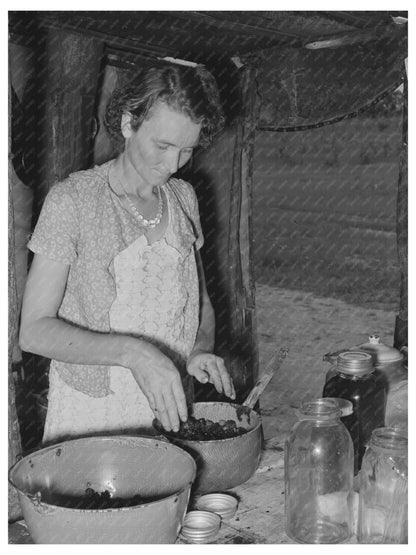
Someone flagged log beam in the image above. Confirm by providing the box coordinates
[394,64,408,352]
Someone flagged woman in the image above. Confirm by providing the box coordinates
[19,64,235,445]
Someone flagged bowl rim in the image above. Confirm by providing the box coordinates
[153,401,262,444]
[8,434,197,512]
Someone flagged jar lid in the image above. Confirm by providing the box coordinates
[195,493,238,521]
[323,397,353,416]
[357,334,403,366]
[336,351,374,376]
[180,511,221,543]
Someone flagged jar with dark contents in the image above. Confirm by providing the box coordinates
[322,351,386,475]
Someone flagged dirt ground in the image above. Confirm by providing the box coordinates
[254,283,399,439]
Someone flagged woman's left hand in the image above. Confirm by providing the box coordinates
[187,352,236,400]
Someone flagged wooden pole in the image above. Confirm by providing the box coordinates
[8,76,23,522]
[34,27,104,217]
[394,65,408,353]
[227,64,261,400]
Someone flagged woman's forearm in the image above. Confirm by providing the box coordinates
[19,316,142,370]
[20,314,190,431]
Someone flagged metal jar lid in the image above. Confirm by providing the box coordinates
[195,493,238,521]
[336,351,374,376]
[357,334,403,366]
[180,510,221,543]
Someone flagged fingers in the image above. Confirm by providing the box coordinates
[205,358,223,394]
[188,353,236,400]
[143,389,171,431]
[147,391,157,414]
[147,392,171,432]
[206,357,236,399]
[216,357,236,400]
[190,367,210,385]
[150,379,188,433]
[171,380,188,423]
[153,393,172,432]
[131,349,188,432]
[145,390,164,428]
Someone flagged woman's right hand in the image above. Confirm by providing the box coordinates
[126,342,188,433]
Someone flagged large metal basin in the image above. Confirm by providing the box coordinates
[9,435,196,544]
[154,402,263,494]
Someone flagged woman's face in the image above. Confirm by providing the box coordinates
[121,100,202,188]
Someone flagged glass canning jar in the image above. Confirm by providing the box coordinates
[284,398,354,544]
[323,351,386,474]
[358,427,408,544]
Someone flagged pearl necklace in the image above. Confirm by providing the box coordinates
[119,180,163,229]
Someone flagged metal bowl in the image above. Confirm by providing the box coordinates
[154,402,263,493]
[8,435,196,544]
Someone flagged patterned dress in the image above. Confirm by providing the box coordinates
[27,160,203,444]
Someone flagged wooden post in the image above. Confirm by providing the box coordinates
[8,79,23,522]
[188,62,260,401]
[34,28,104,217]
[227,64,261,400]
[394,66,408,352]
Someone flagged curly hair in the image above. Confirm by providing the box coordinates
[104,64,225,151]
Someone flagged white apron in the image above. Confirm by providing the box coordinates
[42,193,199,444]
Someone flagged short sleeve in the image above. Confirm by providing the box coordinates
[27,180,79,264]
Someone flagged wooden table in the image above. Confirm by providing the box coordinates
[8,434,358,544]
[184,435,289,544]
